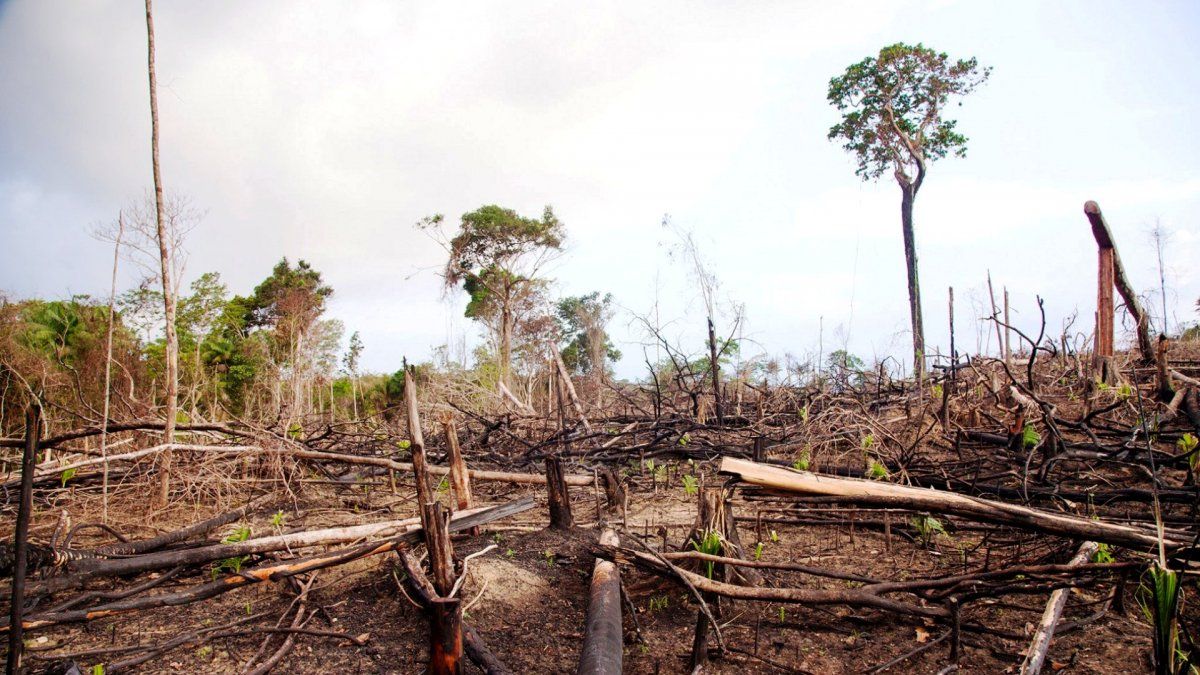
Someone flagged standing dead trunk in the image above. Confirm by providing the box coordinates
[707,317,723,424]
[6,405,40,674]
[545,455,574,530]
[100,215,124,523]
[1085,201,1155,365]
[900,180,926,383]
[145,0,178,508]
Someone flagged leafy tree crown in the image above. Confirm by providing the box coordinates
[827,42,990,185]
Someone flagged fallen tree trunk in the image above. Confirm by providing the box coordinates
[3,444,595,490]
[577,529,622,675]
[718,458,1191,551]
[16,497,535,599]
[1019,541,1099,675]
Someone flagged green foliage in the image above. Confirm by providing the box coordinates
[1138,564,1185,674]
[556,292,621,375]
[931,383,943,399]
[270,510,287,529]
[682,474,698,496]
[778,606,786,622]
[860,434,875,450]
[692,529,723,579]
[542,549,556,567]
[753,542,765,561]
[648,595,669,612]
[91,665,104,675]
[1178,433,1199,472]
[1092,543,1115,564]
[865,459,889,480]
[212,525,252,579]
[910,514,946,548]
[59,468,77,488]
[826,350,866,391]
[793,448,811,472]
[827,43,990,183]
[769,529,779,543]
[1021,424,1041,449]
[677,433,690,447]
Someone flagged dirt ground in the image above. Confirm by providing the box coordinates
[12,469,1173,674]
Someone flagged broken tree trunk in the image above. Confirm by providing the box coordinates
[404,370,436,531]
[718,458,1189,551]
[553,349,592,432]
[397,551,513,675]
[1085,201,1155,365]
[1019,541,1100,675]
[545,455,575,530]
[421,502,462,674]
[6,405,40,674]
[442,416,477,536]
[577,529,622,675]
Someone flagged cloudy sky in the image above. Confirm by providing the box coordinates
[2,0,1198,379]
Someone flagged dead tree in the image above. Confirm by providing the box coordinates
[6,405,40,673]
[545,455,575,530]
[144,0,179,508]
[1085,201,1154,374]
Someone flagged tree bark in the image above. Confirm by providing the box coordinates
[1085,201,1154,364]
[707,317,723,424]
[145,0,177,508]
[900,181,926,382]
[545,455,574,530]
[577,529,622,675]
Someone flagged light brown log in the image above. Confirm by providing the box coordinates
[1019,541,1099,675]
[553,349,592,431]
[718,458,1188,551]
[405,370,435,532]
[442,418,473,513]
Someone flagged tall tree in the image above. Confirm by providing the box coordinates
[342,330,364,419]
[421,205,565,388]
[556,292,620,380]
[827,43,989,381]
[144,0,178,506]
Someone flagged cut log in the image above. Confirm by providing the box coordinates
[577,529,623,675]
[1019,541,1099,675]
[718,458,1188,551]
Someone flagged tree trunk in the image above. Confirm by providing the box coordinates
[100,215,123,524]
[900,182,926,383]
[707,317,723,424]
[146,0,177,508]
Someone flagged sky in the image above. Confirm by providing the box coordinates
[1,0,1198,380]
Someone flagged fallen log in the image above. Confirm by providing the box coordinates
[16,497,535,599]
[2,444,595,491]
[577,529,622,675]
[1019,541,1099,675]
[718,458,1191,552]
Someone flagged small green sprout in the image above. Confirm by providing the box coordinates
[505,548,515,559]
[753,542,765,561]
[682,474,698,496]
[543,549,555,567]
[648,595,669,612]
[269,510,287,529]
[910,514,946,548]
[59,467,77,488]
[769,529,779,543]
[793,449,811,472]
[396,439,411,450]
[1021,424,1041,449]
[692,530,722,579]
[865,460,888,480]
[778,606,786,622]
[1092,543,1115,564]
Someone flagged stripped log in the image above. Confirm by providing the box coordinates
[3,497,533,633]
[553,349,592,431]
[1019,541,1099,675]
[2,443,596,491]
[578,529,622,675]
[718,458,1190,551]
[14,498,534,600]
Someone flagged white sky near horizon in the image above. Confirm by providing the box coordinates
[1,0,1198,380]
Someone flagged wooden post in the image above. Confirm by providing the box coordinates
[1003,287,1011,365]
[577,529,623,675]
[423,502,457,596]
[597,466,626,516]
[545,455,575,530]
[1094,232,1116,379]
[707,317,723,424]
[6,404,40,674]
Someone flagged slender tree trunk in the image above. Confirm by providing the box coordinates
[500,303,512,389]
[707,317,722,424]
[899,182,925,383]
[100,215,124,524]
[146,0,178,508]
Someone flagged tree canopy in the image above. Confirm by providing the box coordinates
[827,42,990,188]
